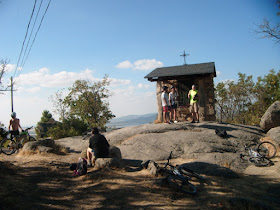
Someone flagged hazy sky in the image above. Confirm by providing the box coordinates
[0,0,279,127]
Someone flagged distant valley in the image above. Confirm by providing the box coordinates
[106,113,157,128]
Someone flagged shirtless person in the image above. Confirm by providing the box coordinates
[8,112,23,138]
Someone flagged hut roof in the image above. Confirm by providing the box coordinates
[144,62,216,81]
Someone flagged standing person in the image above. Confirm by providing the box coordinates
[161,86,171,124]
[188,85,199,123]
[8,112,23,138]
[87,127,110,167]
[169,86,178,123]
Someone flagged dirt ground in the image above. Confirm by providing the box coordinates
[0,150,280,210]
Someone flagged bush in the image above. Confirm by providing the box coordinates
[47,116,88,140]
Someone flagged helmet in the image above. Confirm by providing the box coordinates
[11,112,16,118]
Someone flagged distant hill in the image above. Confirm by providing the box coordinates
[106,113,157,128]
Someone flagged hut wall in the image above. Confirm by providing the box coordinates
[156,74,216,122]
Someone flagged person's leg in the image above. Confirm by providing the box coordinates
[87,148,93,166]
[170,107,173,122]
[194,103,199,122]
[174,108,177,122]
[190,105,195,123]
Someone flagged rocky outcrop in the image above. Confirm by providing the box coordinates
[260,101,280,132]
[105,121,265,173]
[267,126,280,147]
[22,138,64,154]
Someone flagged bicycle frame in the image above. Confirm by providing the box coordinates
[240,145,272,166]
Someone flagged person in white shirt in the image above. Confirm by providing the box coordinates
[161,86,171,124]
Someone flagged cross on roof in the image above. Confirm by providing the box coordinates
[180,50,189,65]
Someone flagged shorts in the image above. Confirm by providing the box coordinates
[163,106,170,112]
[10,130,19,136]
[190,102,198,113]
[171,104,177,110]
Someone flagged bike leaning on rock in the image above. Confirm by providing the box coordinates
[0,126,36,155]
[240,141,277,167]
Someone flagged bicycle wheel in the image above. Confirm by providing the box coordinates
[257,141,277,159]
[0,138,17,155]
[249,157,272,167]
[167,175,197,194]
[178,166,206,181]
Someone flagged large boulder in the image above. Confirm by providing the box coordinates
[105,121,265,173]
[80,146,122,160]
[21,138,64,154]
[267,126,280,147]
[260,101,280,132]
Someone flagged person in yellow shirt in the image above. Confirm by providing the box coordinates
[188,85,199,123]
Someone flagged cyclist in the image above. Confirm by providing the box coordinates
[8,112,23,139]
[188,85,199,123]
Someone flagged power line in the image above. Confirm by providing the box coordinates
[14,0,38,78]
[19,0,43,70]
[20,0,52,72]
[14,0,51,78]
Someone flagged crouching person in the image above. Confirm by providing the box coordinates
[87,127,110,167]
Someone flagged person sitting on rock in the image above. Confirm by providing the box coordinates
[87,127,110,167]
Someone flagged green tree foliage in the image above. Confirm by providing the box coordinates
[40,110,55,123]
[63,75,115,129]
[215,70,280,125]
[35,110,56,138]
[47,116,88,140]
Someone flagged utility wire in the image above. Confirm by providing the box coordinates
[14,0,37,78]
[20,0,52,73]
[19,0,43,70]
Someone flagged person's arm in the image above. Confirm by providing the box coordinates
[18,119,23,131]
[8,120,12,131]
[188,90,191,98]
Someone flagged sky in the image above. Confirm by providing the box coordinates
[0,0,280,128]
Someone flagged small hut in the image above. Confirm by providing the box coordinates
[144,62,216,122]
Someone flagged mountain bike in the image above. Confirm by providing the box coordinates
[0,127,36,155]
[159,151,206,194]
[240,141,277,167]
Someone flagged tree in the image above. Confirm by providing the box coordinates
[60,75,115,129]
[254,1,280,44]
[49,89,68,121]
[249,69,280,124]
[0,59,10,93]
[215,70,280,125]
[40,110,55,123]
[47,116,88,140]
[35,110,57,138]
[215,73,255,124]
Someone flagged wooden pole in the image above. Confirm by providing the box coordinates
[11,76,14,113]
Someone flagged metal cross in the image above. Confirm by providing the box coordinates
[180,50,189,65]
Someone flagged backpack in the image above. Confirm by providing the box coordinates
[215,128,228,138]
[70,157,87,176]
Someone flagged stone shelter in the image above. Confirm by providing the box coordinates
[144,62,216,123]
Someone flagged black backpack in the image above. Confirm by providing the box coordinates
[70,158,87,176]
[215,128,228,138]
